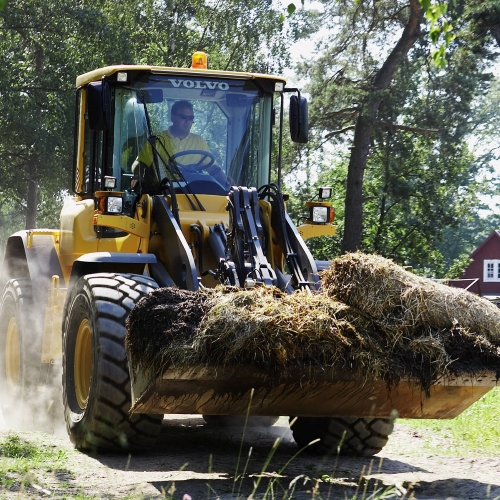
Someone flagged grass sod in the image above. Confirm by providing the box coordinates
[399,385,500,456]
[127,253,500,400]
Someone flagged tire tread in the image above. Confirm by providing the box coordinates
[63,273,162,452]
[290,416,393,457]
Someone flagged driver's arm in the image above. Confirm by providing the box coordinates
[131,133,174,191]
[131,159,157,192]
[204,163,232,188]
[131,139,157,191]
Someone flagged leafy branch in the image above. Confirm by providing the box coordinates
[419,0,456,67]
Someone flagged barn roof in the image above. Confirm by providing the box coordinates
[470,230,500,258]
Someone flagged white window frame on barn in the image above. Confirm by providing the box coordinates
[484,259,500,282]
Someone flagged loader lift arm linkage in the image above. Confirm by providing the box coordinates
[226,186,277,287]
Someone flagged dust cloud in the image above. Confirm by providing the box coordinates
[0,369,69,441]
[195,415,294,447]
[0,252,70,441]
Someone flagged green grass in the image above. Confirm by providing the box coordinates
[399,386,500,455]
[0,432,71,496]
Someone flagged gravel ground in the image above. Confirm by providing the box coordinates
[0,414,499,500]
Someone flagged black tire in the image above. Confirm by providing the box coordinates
[62,273,163,452]
[290,417,393,457]
[0,278,66,428]
[0,279,37,415]
[203,415,279,428]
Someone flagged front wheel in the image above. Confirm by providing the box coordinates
[62,273,163,452]
[290,417,393,457]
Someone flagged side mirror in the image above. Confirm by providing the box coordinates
[87,80,111,130]
[289,94,309,143]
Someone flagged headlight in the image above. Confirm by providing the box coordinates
[104,176,117,189]
[308,204,335,224]
[318,187,332,200]
[106,196,123,214]
[312,206,329,223]
[98,194,123,214]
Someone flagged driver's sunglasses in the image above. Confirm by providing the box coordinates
[175,113,195,122]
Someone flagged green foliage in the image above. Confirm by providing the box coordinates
[0,433,67,465]
[0,0,125,232]
[0,434,39,459]
[422,1,456,67]
[446,253,473,279]
[358,41,498,274]
[297,0,500,274]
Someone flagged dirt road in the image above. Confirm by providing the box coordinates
[2,415,499,499]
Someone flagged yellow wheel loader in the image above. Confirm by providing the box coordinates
[0,53,496,456]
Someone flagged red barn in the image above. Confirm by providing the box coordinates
[459,230,500,300]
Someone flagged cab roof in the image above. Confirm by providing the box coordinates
[76,65,287,88]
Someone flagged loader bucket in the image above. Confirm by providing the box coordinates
[129,365,498,419]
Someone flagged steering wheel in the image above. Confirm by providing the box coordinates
[169,150,216,172]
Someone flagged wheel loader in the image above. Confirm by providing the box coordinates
[0,52,497,456]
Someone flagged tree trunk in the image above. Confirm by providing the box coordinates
[341,0,423,253]
[26,179,38,230]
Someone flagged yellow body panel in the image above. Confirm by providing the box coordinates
[75,92,86,194]
[41,276,65,364]
[93,214,150,238]
[153,195,229,287]
[174,194,229,239]
[39,195,154,364]
[59,198,143,268]
[59,199,98,265]
[76,65,286,88]
[297,223,336,240]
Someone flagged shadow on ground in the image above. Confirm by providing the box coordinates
[94,416,452,500]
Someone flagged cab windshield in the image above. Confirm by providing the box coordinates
[112,75,274,203]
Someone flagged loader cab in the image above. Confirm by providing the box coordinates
[73,62,308,219]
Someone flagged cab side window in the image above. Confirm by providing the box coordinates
[74,88,104,197]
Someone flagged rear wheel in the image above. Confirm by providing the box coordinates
[0,278,65,428]
[290,417,393,457]
[0,279,36,419]
[62,273,163,452]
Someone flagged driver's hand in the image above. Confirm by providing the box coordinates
[205,164,232,187]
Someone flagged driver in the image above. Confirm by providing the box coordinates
[132,100,228,191]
